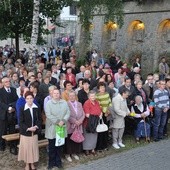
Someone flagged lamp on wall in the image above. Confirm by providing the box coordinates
[135,21,145,30]
[132,21,145,42]
[137,22,145,30]
[104,21,118,31]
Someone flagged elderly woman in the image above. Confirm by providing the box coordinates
[65,90,85,162]
[18,91,42,170]
[83,90,102,156]
[45,89,70,169]
[134,80,148,104]
[131,95,151,143]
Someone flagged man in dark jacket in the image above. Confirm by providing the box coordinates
[0,77,18,154]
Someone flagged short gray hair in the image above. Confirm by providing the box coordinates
[88,90,96,97]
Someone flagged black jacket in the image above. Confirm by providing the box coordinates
[78,89,88,105]
[0,87,18,120]
[19,106,42,136]
[86,115,99,133]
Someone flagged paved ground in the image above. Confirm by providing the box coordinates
[67,139,170,170]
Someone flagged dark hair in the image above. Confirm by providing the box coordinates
[97,82,106,89]
[37,71,42,75]
[119,87,130,95]
[165,78,170,83]
[98,69,105,78]
[124,77,131,82]
[107,81,114,85]
[24,91,34,98]
[66,67,72,72]
[19,78,25,83]
[82,78,90,85]
[147,73,153,77]
[64,80,72,88]
[155,80,160,84]
[29,81,39,89]
[105,74,112,82]
[78,78,84,84]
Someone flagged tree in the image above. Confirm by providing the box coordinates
[28,0,40,69]
[0,0,73,58]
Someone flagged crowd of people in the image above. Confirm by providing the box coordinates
[0,45,170,170]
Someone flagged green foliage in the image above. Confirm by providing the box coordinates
[0,0,72,44]
[78,0,124,31]
[76,56,86,68]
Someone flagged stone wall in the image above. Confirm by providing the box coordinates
[91,0,170,77]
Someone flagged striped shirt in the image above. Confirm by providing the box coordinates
[96,92,112,113]
[153,89,170,109]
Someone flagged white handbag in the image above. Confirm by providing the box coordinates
[96,118,108,133]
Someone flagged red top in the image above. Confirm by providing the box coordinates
[83,99,101,116]
[66,73,76,87]
[83,99,101,127]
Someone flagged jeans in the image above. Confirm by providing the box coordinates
[163,109,170,134]
[152,108,167,140]
[159,74,165,80]
[48,139,62,169]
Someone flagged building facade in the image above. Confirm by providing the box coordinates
[91,0,170,77]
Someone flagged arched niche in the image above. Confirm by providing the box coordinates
[128,20,145,42]
[158,19,170,43]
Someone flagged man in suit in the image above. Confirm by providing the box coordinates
[84,70,97,90]
[119,77,135,109]
[46,70,58,86]
[0,77,18,154]
[114,56,123,73]
[76,65,85,83]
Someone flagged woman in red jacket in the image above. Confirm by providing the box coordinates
[83,90,102,156]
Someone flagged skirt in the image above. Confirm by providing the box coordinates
[83,128,98,150]
[134,122,150,138]
[18,134,39,163]
[65,134,82,154]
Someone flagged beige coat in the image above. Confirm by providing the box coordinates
[45,99,70,139]
[111,94,130,129]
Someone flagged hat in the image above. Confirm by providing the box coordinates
[104,63,110,68]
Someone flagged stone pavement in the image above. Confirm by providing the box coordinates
[67,139,170,170]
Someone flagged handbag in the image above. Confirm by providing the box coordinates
[70,126,85,143]
[96,118,108,133]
